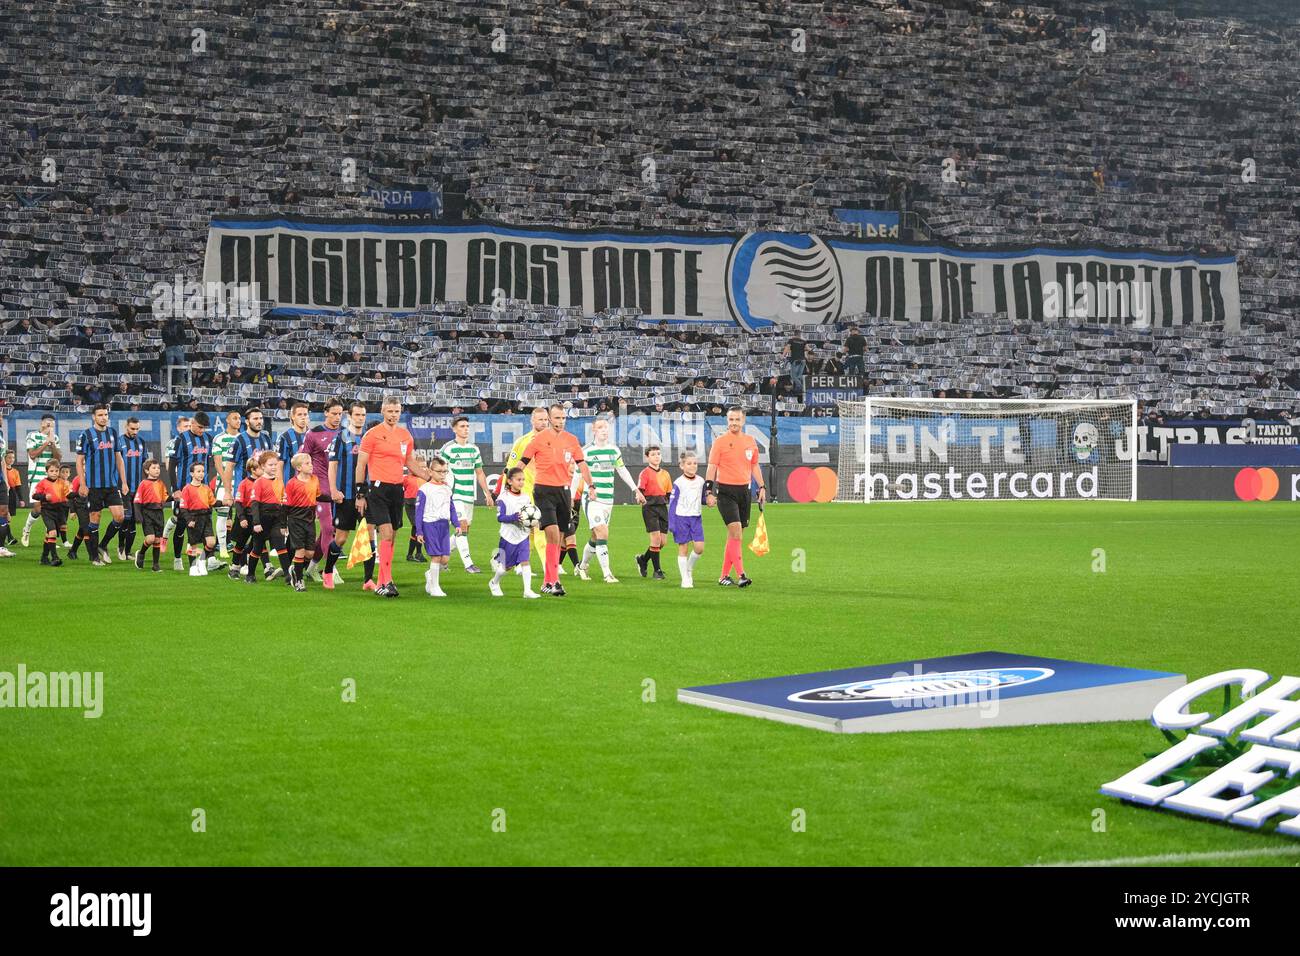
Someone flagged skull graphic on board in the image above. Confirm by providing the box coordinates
[1072,421,1099,461]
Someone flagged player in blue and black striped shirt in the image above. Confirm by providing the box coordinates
[323,401,372,589]
[75,404,127,566]
[167,412,212,570]
[161,413,189,545]
[100,416,147,560]
[223,406,275,498]
[278,401,310,483]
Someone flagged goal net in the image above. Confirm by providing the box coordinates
[836,398,1137,502]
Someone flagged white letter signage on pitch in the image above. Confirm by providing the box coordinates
[1101,669,1300,837]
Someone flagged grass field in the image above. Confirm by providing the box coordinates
[1,500,1297,867]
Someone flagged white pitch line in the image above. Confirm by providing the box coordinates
[1031,846,1300,867]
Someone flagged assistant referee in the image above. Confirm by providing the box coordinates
[704,406,766,588]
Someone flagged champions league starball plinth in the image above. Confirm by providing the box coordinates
[678,652,1185,734]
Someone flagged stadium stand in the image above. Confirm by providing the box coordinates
[2,0,1298,417]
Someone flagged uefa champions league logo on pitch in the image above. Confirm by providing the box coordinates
[725,232,843,331]
[788,667,1055,707]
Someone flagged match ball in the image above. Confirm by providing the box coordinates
[517,503,541,529]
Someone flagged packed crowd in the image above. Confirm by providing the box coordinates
[2,0,1298,419]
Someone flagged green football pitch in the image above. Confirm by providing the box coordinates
[1,500,1297,867]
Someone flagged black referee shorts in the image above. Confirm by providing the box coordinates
[363,481,405,530]
[533,484,574,534]
[334,499,361,532]
[87,487,122,511]
[716,483,752,528]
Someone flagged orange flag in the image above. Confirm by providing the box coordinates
[748,510,769,557]
[347,518,374,569]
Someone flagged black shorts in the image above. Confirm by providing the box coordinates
[7,488,18,512]
[183,510,213,544]
[641,500,669,534]
[87,487,122,511]
[334,499,361,532]
[534,484,574,535]
[72,501,90,526]
[138,505,165,539]
[253,507,286,546]
[230,506,251,545]
[286,511,316,551]
[716,483,752,528]
[41,503,68,531]
[362,481,405,530]
[404,499,417,531]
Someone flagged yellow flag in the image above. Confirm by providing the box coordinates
[748,511,769,557]
[347,518,374,569]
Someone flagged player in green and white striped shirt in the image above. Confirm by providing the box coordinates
[22,414,60,547]
[437,416,496,573]
[573,416,644,583]
[211,410,241,557]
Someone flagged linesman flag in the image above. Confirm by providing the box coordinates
[347,518,374,569]
[748,504,769,557]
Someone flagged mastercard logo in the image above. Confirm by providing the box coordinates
[787,466,837,503]
[1234,467,1279,501]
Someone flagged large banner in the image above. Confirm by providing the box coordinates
[1137,419,1299,464]
[203,219,1241,331]
[803,375,866,411]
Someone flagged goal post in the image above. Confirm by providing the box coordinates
[836,397,1138,502]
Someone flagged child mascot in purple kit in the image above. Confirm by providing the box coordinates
[413,456,464,598]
